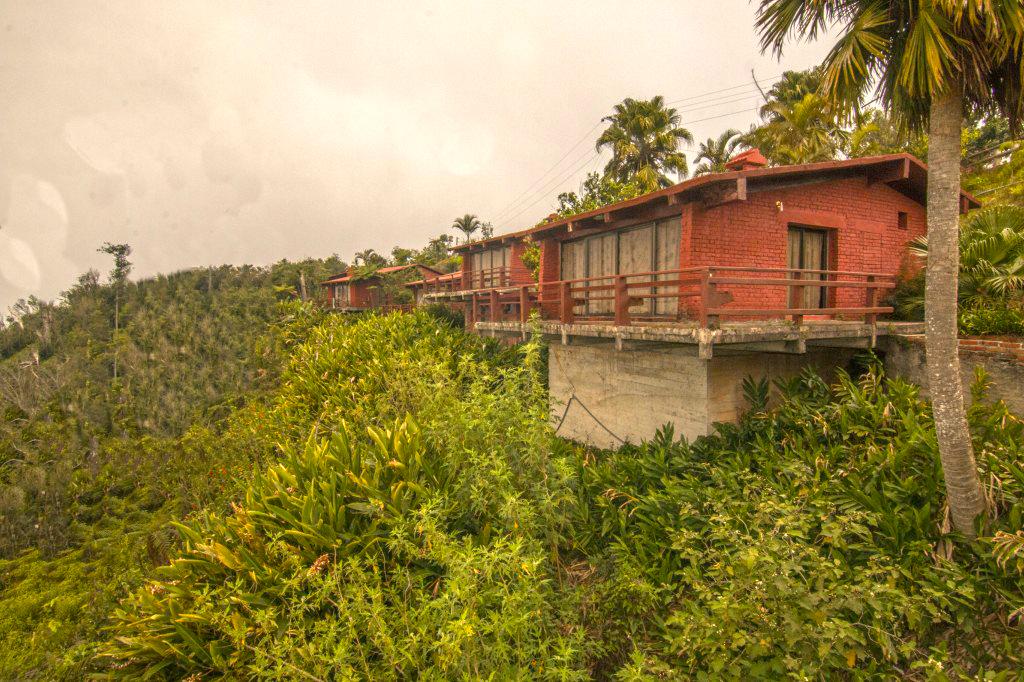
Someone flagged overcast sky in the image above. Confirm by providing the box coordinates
[0,1,837,310]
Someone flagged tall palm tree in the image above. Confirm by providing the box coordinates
[744,93,842,164]
[596,96,694,192]
[451,214,482,244]
[755,0,1024,536]
[759,68,823,119]
[693,129,744,175]
[353,249,386,268]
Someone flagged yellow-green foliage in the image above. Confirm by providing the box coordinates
[6,302,1024,679]
[102,311,585,679]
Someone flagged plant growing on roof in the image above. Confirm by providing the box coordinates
[755,0,1024,536]
[596,96,693,192]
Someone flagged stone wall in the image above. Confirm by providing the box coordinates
[880,335,1024,415]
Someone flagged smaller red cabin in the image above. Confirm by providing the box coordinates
[452,230,536,290]
[321,263,441,310]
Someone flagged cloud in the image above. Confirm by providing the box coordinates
[0,0,837,309]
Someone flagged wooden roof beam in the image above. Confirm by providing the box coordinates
[701,177,747,209]
[866,158,911,186]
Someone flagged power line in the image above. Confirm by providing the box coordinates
[664,73,785,105]
[674,89,767,114]
[489,119,605,223]
[490,141,601,224]
[495,105,765,230]
[499,150,602,229]
[975,178,1024,196]
[489,75,783,224]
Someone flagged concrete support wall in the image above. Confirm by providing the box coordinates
[707,349,857,424]
[549,342,858,449]
[549,343,709,449]
[880,336,1024,415]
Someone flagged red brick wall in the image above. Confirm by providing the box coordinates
[508,240,535,285]
[690,178,926,312]
[538,237,561,316]
[349,279,380,308]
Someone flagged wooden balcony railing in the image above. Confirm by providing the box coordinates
[467,266,511,290]
[418,277,463,295]
[460,266,897,328]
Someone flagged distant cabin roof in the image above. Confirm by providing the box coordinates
[405,271,462,288]
[455,152,980,250]
[321,263,441,286]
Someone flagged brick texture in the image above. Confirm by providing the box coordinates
[535,176,927,319]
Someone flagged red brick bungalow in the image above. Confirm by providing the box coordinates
[451,228,536,290]
[511,150,979,324]
[321,263,441,310]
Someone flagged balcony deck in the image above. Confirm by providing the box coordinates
[423,265,919,357]
[476,318,922,358]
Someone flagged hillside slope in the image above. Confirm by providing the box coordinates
[0,257,341,677]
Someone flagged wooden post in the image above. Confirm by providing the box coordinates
[614,275,629,326]
[790,281,805,325]
[559,281,574,324]
[468,293,478,328]
[519,286,530,323]
[699,268,718,328]
[864,275,877,325]
[489,289,500,322]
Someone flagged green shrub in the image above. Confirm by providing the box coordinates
[101,312,585,679]
[959,302,1024,336]
[570,366,1024,678]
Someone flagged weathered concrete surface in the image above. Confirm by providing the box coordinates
[880,336,1024,415]
[550,342,858,449]
[549,343,708,449]
[708,349,857,424]
[477,319,923,358]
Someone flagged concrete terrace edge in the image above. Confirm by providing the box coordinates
[474,320,925,352]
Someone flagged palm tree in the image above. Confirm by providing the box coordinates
[844,109,926,158]
[755,0,1024,536]
[910,205,1024,308]
[596,96,694,192]
[693,129,744,175]
[758,68,823,119]
[353,249,386,268]
[451,214,482,244]
[744,93,842,164]
[98,242,132,381]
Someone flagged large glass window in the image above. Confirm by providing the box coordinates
[470,245,511,287]
[559,218,681,316]
[334,283,350,307]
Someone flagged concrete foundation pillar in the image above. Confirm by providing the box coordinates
[548,342,856,448]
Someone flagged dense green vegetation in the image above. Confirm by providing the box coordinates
[2,261,1023,678]
[893,205,1024,335]
[0,257,342,677]
[18,308,1004,679]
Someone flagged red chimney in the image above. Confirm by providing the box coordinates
[724,148,768,172]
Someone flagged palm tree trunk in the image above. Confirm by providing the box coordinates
[113,293,119,381]
[925,81,985,537]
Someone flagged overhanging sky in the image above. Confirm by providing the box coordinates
[0,1,836,310]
